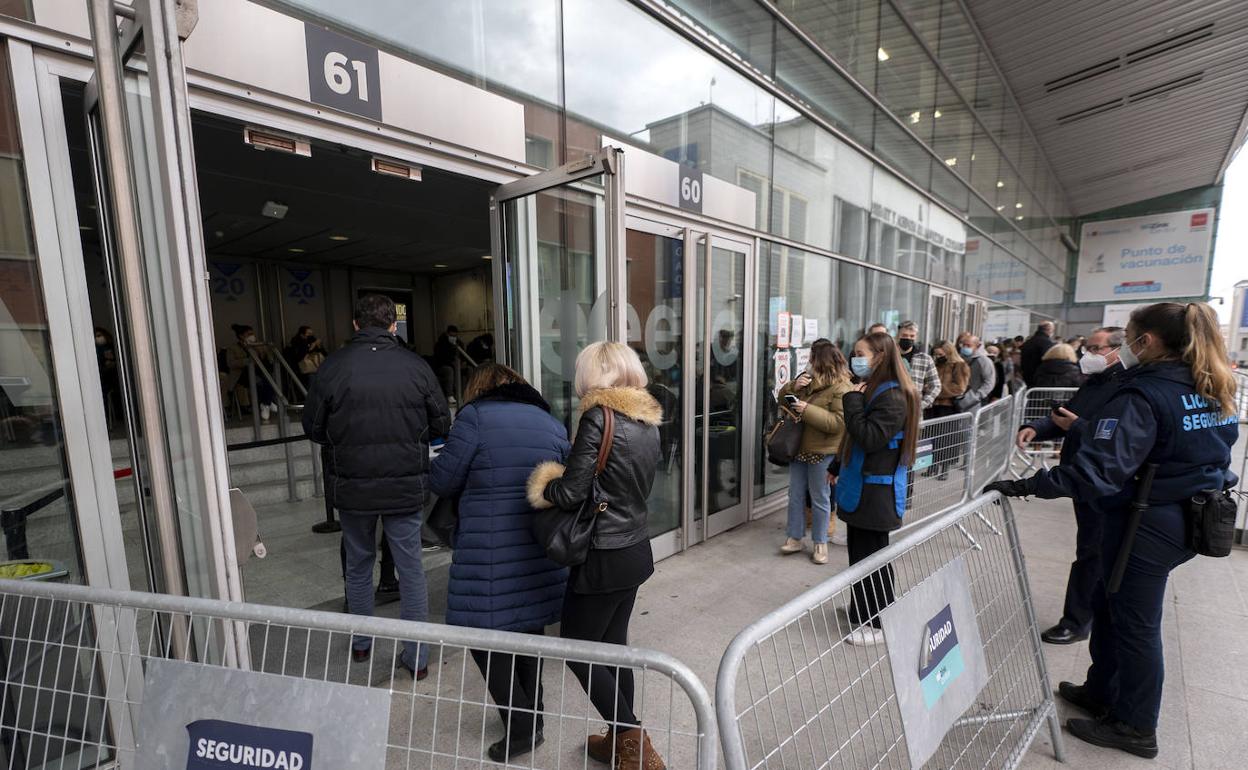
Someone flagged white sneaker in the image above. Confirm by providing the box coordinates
[812,543,829,565]
[259,403,272,421]
[780,537,803,555]
[845,627,885,647]
[830,531,848,546]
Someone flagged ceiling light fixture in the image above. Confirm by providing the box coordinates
[1016,215,1024,220]
[945,157,957,166]
[261,200,289,220]
[996,205,1005,211]
[328,234,349,241]
[909,111,921,124]
[243,127,311,157]
[877,47,890,61]
[933,110,943,119]
[996,180,1005,188]
[79,225,92,231]
[288,248,305,254]
[1015,202,1023,208]
[433,263,448,268]
[482,255,493,260]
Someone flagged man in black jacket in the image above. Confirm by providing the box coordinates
[303,294,451,678]
[1015,326,1124,644]
[1020,321,1056,386]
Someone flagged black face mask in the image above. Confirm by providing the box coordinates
[934,355,947,365]
[898,338,915,353]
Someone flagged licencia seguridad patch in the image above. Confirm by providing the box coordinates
[1094,418,1118,440]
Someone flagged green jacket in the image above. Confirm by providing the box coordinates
[779,377,852,455]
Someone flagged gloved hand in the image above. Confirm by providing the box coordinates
[983,479,1030,498]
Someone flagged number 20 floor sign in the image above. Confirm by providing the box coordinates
[880,556,989,769]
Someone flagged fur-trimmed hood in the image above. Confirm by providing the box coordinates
[578,386,664,425]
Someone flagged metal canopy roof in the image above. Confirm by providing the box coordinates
[963,0,1248,216]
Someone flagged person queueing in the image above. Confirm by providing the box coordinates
[836,331,921,646]
[527,342,666,770]
[429,364,570,763]
[778,339,853,563]
[987,302,1238,758]
[1016,326,1126,645]
[303,295,451,679]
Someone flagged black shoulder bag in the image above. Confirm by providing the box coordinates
[1186,488,1238,558]
[532,408,614,567]
[765,404,803,466]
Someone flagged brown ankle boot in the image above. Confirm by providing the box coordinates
[586,728,613,763]
[613,728,666,770]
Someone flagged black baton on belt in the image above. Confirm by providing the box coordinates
[1108,463,1159,594]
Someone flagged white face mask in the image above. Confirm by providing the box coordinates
[1119,337,1142,369]
[1079,353,1108,375]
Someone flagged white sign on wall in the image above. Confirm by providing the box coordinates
[1075,208,1214,303]
[1101,303,1147,330]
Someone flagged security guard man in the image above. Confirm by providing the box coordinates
[988,302,1239,759]
[1016,326,1127,645]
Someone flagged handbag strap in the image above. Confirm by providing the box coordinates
[594,408,615,476]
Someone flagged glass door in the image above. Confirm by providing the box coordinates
[491,147,625,429]
[697,234,752,538]
[624,217,687,559]
[84,0,240,657]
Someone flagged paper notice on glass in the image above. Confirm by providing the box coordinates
[777,312,792,349]
[805,318,819,342]
[795,347,811,374]
[791,315,804,347]
[773,350,792,396]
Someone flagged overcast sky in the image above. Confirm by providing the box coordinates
[1211,149,1246,323]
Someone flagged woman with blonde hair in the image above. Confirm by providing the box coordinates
[527,341,667,769]
[987,302,1238,759]
[429,363,570,763]
[1034,343,1086,387]
[777,339,853,563]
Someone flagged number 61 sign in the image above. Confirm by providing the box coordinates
[305,24,383,121]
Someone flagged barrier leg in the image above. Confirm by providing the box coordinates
[312,496,340,534]
[1000,496,1067,762]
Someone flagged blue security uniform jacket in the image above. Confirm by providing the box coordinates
[1025,362,1238,508]
[1029,363,1125,465]
[429,383,571,632]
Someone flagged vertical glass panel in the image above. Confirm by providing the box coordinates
[772,114,874,253]
[625,228,683,537]
[931,82,973,183]
[875,3,938,137]
[274,0,563,166]
[936,0,981,97]
[0,45,112,768]
[696,243,746,517]
[502,180,606,431]
[775,26,877,142]
[873,119,932,187]
[929,160,970,214]
[778,0,881,89]
[663,0,776,74]
[564,0,776,226]
[118,73,220,600]
[969,126,1003,213]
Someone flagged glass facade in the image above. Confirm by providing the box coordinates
[273,0,1069,316]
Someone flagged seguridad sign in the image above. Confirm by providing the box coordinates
[1075,208,1215,303]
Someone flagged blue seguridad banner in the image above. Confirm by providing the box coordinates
[186,720,312,769]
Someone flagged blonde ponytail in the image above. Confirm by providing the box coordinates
[1183,303,1238,417]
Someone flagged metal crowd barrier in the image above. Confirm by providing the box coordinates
[904,412,974,523]
[0,579,716,769]
[717,493,1064,769]
[1009,387,1079,477]
[901,396,1018,533]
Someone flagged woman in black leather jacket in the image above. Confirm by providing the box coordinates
[527,341,666,770]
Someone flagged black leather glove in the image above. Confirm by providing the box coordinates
[983,479,1029,498]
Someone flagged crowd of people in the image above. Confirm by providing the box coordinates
[290,293,1235,765]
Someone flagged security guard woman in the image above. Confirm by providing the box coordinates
[987,302,1239,759]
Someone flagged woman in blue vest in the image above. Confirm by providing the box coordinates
[429,363,570,764]
[836,331,922,646]
[987,302,1239,759]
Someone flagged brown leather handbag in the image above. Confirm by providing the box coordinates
[531,408,615,566]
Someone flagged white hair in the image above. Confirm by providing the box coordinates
[573,341,648,397]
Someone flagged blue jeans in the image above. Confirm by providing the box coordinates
[340,510,429,671]
[786,456,834,544]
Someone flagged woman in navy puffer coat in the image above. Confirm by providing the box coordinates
[429,364,569,762]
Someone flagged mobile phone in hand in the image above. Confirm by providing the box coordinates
[784,394,800,407]
[1050,400,1069,414]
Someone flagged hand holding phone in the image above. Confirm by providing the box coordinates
[784,394,800,407]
